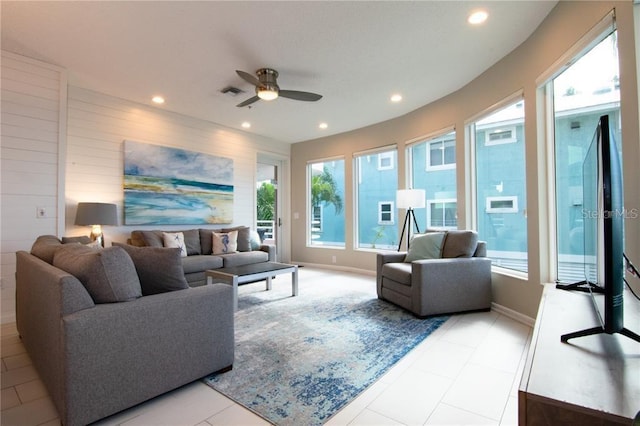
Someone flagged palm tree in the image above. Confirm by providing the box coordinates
[311,167,343,214]
[256,182,275,220]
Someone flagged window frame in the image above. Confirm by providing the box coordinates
[377,151,394,170]
[486,196,519,213]
[485,126,517,146]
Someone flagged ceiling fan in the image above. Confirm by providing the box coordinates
[235,68,322,107]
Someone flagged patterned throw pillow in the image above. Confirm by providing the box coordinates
[162,232,187,257]
[212,230,238,254]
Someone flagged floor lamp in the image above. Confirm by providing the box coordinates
[396,189,425,251]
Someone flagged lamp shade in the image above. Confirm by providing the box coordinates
[75,202,118,226]
[396,189,426,209]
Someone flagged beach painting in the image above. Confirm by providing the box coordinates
[124,140,234,225]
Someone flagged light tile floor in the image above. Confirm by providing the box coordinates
[1,267,532,425]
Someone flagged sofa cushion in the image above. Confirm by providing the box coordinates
[182,229,201,255]
[31,235,63,264]
[114,243,189,295]
[130,230,164,247]
[163,232,187,257]
[404,232,446,262]
[441,230,479,258]
[182,255,223,274]
[212,230,238,254]
[220,250,269,267]
[53,244,142,303]
[199,229,214,255]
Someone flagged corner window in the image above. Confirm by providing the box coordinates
[472,99,527,273]
[355,147,398,250]
[307,159,345,247]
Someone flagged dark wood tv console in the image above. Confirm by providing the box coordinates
[519,284,639,425]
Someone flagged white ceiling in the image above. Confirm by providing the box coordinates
[1,1,557,144]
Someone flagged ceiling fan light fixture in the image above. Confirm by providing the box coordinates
[257,85,279,101]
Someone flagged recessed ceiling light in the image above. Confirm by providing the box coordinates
[319,122,328,130]
[390,94,402,103]
[151,96,165,104]
[241,122,251,129]
[468,10,488,25]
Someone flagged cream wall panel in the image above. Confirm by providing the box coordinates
[1,51,66,324]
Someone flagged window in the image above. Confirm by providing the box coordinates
[355,147,398,249]
[378,202,394,224]
[378,151,394,170]
[473,99,528,273]
[427,199,457,229]
[486,196,518,213]
[552,30,621,283]
[307,159,345,247]
[485,126,517,145]
[408,130,457,234]
[426,138,455,171]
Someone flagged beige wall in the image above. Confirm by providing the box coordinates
[290,1,639,319]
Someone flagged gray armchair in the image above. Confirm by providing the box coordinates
[376,230,492,317]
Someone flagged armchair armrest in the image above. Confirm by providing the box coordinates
[376,252,407,291]
[411,257,492,316]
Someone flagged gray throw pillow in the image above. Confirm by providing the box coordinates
[114,243,189,295]
[249,230,262,250]
[182,229,201,255]
[31,235,63,264]
[404,232,446,263]
[53,244,142,303]
[199,229,214,255]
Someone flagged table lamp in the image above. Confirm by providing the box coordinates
[75,202,118,247]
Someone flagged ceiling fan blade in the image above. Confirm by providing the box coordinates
[278,90,322,102]
[236,96,260,108]
[236,70,260,87]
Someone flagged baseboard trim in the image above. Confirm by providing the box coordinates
[491,302,536,327]
[293,262,376,276]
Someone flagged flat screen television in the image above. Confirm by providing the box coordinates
[557,114,639,343]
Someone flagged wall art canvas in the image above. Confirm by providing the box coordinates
[124,140,234,225]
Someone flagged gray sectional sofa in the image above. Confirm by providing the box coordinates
[128,226,276,286]
[16,235,235,426]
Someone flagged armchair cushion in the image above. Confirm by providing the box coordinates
[441,230,478,258]
[404,232,446,262]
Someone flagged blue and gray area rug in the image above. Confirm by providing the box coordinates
[203,271,447,425]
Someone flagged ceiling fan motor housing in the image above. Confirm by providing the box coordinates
[256,68,280,95]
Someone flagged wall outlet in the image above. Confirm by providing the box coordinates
[36,206,47,218]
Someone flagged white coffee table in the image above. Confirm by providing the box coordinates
[205,262,298,311]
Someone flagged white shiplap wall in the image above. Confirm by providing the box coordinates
[1,51,67,323]
[65,86,290,248]
[0,51,290,324]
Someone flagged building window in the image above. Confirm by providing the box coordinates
[378,202,394,224]
[486,196,518,213]
[485,126,517,145]
[378,151,394,170]
[426,138,456,171]
[427,199,457,229]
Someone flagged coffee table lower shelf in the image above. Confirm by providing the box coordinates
[205,262,298,311]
